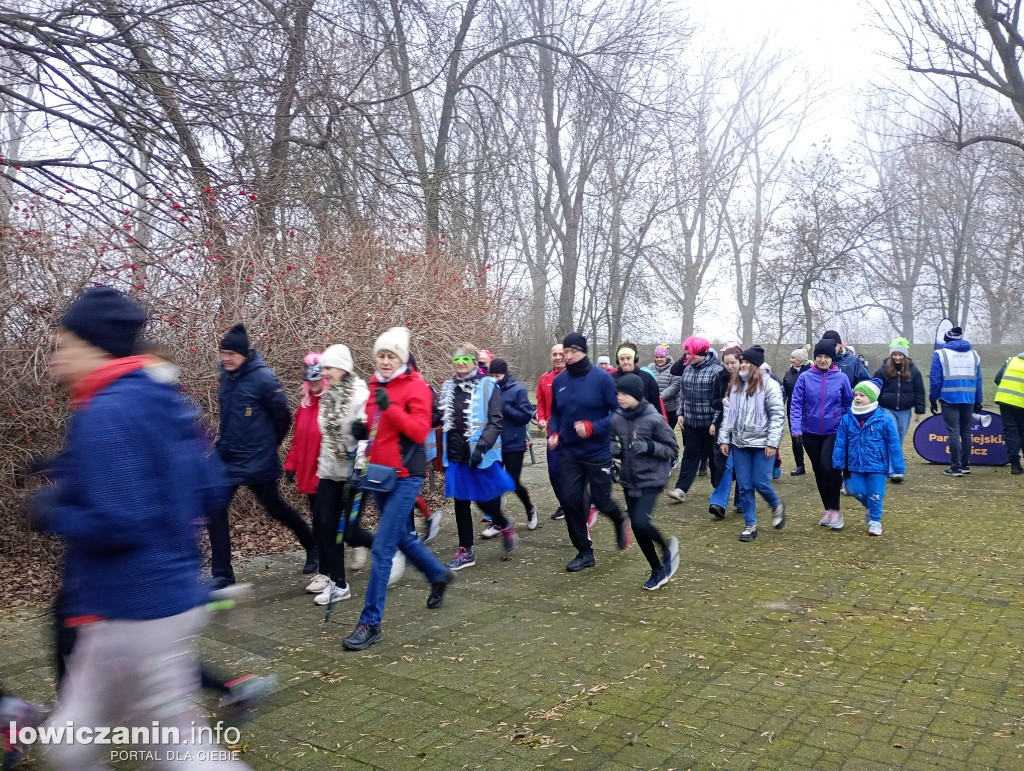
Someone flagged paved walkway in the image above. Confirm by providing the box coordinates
[3,450,1023,769]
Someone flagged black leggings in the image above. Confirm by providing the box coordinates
[791,435,805,469]
[802,432,841,511]
[502,451,533,514]
[625,491,669,572]
[455,497,507,550]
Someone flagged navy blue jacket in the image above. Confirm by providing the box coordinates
[497,374,535,453]
[550,359,618,462]
[35,370,228,620]
[834,348,870,387]
[217,351,292,485]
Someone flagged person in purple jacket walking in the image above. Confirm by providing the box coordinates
[789,338,854,530]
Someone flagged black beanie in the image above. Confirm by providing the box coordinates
[741,345,766,368]
[61,286,147,358]
[562,332,588,353]
[944,326,963,342]
[822,330,842,345]
[220,324,250,356]
[813,339,836,360]
[489,358,509,376]
[616,373,645,402]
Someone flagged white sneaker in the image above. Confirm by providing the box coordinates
[829,511,845,530]
[527,505,538,530]
[349,547,368,570]
[818,510,834,527]
[481,525,501,539]
[314,581,351,605]
[666,488,686,503]
[305,574,329,594]
[771,503,786,530]
[388,551,406,585]
[868,520,882,536]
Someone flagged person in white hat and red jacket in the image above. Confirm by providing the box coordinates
[342,327,454,651]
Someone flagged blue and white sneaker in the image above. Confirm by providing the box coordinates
[447,547,476,571]
[643,566,668,591]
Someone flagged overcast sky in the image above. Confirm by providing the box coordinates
[650,0,901,343]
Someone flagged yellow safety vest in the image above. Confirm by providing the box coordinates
[995,356,1024,409]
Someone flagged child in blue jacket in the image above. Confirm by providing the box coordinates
[832,379,905,536]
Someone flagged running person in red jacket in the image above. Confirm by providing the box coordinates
[342,327,454,651]
[536,342,566,520]
[283,352,328,592]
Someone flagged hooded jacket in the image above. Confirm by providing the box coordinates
[610,400,678,495]
[930,339,983,406]
[34,368,226,620]
[834,347,871,387]
[497,373,535,453]
[649,356,682,414]
[217,351,292,485]
[874,358,926,414]
[789,365,854,437]
[718,377,785,449]
[832,407,906,475]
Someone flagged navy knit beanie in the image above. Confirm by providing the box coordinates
[219,324,250,356]
[813,339,836,360]
[616,373,645,402]
[61,286,147,358]
[488,358,509,376]
[562,332,588,353]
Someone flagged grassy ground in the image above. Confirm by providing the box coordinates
[3,427,1023,769]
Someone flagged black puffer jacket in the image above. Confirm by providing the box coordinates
[610,400,679,496]
[874,358,926,414]
[783,363,811,412]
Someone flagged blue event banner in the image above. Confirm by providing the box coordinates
[912,409,1008,466]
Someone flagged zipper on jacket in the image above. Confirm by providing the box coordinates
[819,370,826,434]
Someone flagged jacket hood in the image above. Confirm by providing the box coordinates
[498,374,519,390]
[942,339,973,353]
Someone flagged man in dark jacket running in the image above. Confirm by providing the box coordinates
[548,333,631,572]
[209,324,317,587]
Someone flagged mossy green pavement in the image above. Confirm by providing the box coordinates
[3,442,1023,769]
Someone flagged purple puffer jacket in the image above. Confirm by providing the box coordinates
[789,366,854,436]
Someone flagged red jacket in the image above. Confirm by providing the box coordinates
[284,400,322,494]
[536,368,563,433]
[366,369,432,478]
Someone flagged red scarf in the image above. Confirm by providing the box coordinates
[70,355,152,409]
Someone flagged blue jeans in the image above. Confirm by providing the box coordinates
[731,447,781,527]
[847,471,887,522]
[881,408,912,476]
[940,402,974,471]
[708,450,735,509]
[357,477,447,627]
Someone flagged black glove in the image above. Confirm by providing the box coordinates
[351,419,368,440]
[843,468,852,480]
[25,453,54,477]
[375,387,390,411]
[470,447,485,468]
[284,470,296,484]
[930,400,939,415]
[974,403,983,413]
[630,439,655,456]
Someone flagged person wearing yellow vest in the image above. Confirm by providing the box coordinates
[994,352,1024,475]
[929,326,983,477]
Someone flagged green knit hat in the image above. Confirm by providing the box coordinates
[854,379,882,403]
[889,337,910,357]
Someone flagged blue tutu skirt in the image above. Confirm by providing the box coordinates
[445,461,515,501]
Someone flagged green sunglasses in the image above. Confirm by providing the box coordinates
[452,355,476,365]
